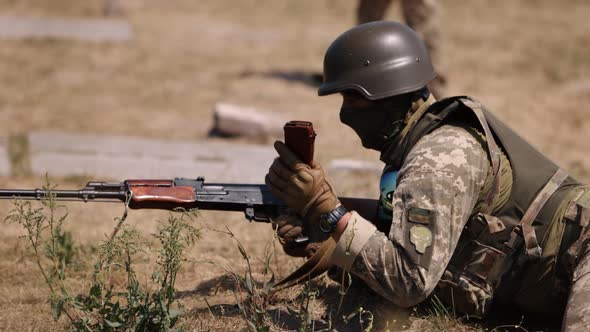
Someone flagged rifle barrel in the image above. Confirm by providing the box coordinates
[0,188,126,202]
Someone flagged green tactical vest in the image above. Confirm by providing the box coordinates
[382,96,583,318]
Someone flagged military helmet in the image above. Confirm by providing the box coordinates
[318,21,435,100]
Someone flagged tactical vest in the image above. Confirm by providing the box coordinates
[380,96,583,318]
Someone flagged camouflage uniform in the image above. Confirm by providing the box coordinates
[328,96,590,330]
[564,246,590,330]
[330,121,490,307]
[357,0,447,97]
[562,191,590,331]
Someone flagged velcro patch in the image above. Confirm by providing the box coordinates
[407,207,435,225]
[410,225,433,254]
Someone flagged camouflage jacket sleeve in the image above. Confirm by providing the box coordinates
[329,124,490,307]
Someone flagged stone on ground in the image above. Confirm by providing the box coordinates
[211,102,286,140]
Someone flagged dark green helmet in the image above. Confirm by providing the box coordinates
[318,21,435,100]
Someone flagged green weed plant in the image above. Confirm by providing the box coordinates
[211,227,276,332]
[4,180,200,331]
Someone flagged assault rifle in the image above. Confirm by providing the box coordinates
[0,177,286,222]
[0,175,372,245]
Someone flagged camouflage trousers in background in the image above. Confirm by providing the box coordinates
[563,219,590,331]
[357,0,447,98]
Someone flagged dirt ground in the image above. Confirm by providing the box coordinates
[0,0,589,331]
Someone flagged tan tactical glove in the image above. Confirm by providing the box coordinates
[272,213,326,258]
[265,141,340,224]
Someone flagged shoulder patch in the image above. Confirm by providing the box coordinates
[402,206,436,269]
[410,225,433,254]
[407,207,435,225]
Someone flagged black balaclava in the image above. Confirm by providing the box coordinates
[339,91,419,151]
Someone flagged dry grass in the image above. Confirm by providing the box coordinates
[0,0,589,330]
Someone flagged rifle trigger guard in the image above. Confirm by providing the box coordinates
[245,206,255,221]
[245,205,271,222]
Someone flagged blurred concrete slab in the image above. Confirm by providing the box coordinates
[0,16,133,42]
[0,140,10,176]
[329,159,383,174]
[29,132,275,183]
[211,102,286,140]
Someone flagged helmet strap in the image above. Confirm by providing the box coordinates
[414,86,431,102]
[406,87,432,122]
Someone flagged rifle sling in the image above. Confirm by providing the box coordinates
[273,238,337,290]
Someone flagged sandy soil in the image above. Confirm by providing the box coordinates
[0,0,589,331]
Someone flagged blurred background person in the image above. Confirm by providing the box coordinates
[357,0,447,98]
